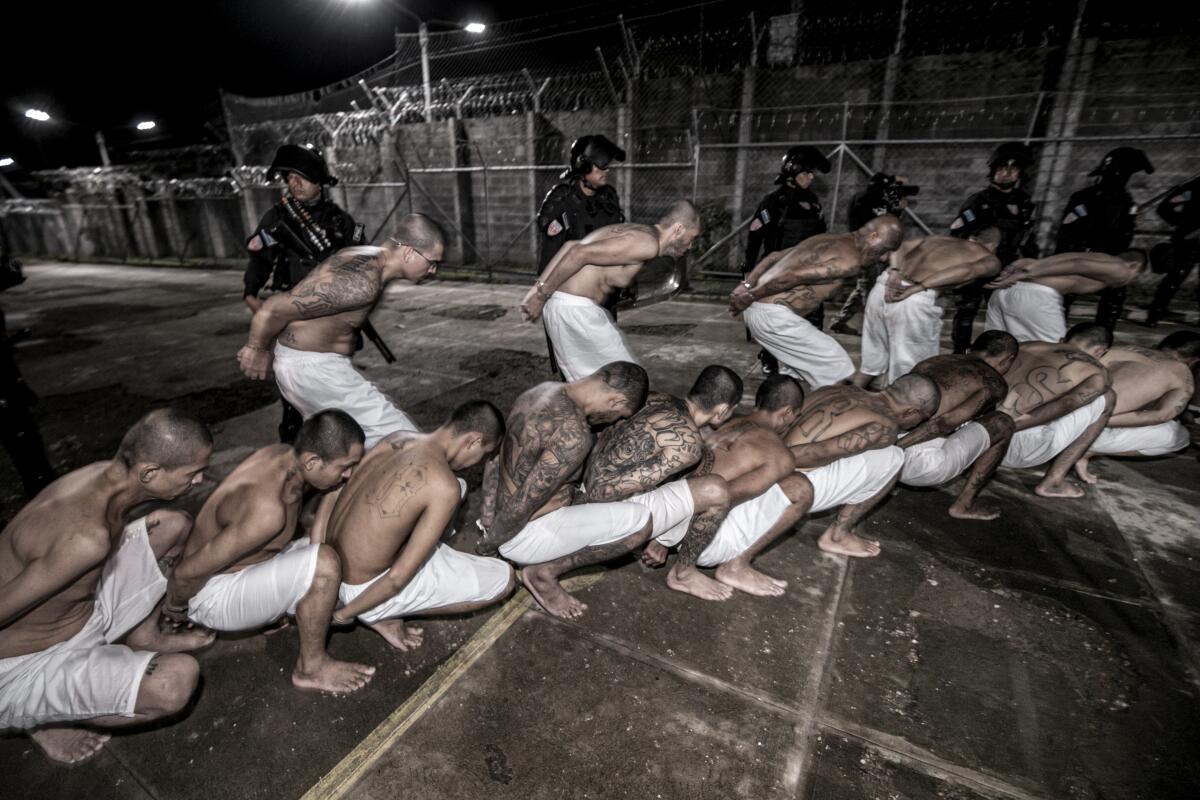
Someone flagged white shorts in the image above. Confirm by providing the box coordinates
[542,292,638,382]
[743,301,855,388]
[900,422,992,487]
[859,273,943,386]
[984,282,1066,344]
[188,538,321,631]
[807,446,905,513]
[339,545,511,624]
[498,502,650,565]
[697,483,793,568]
[273,343,417,450]
[628,480,696,548]
[1002,395,1107,469]
[0,518,166,731]
[1090,420,1189,457]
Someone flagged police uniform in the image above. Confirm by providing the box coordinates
[535,135,626,377]
[1148,176,1200,324]
[948,142,1038,353]
[244,145,365,443]
[1054,147,1154,332]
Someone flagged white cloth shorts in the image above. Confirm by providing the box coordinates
[542,292,638,382]
[188,538,321,631]
[339,544,512,624]
[984,282,1066,344]
[1090,420,1189,456]
[273,343,417,450]
[743,301,855,388]
[628,479,696,548]
[696,483,793,568]
[807,446,905,513]
[900,422,992,487]
[1002,395,1107,469]
[0,517,166,731]
[498,502,650,565]
[859,272,943,385]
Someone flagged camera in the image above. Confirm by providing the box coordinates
[870,173,919,214]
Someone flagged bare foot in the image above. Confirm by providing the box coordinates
[1073,457,1098,485]
[1035,479,1086,499]
[366,619,425,651]
[262,617,292,636]
[520,564,587,619]
[715,560,787,597]
[292,656,376,694]
[130,626,216,653]
[641,541,668,568]
[665,564,733,601]
[30,727,111,765]
[948,500,1001,521]
[818,528,881,558]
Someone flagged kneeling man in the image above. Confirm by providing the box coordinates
[162,410,375,694]
[328,402,515,650]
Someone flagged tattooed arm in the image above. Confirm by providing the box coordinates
[583,407,703,502]
[1004,372,1108,431]
[479,457,500,530]
[521,228,659,321]
[902,387,993,448]
[333,478,461,623]
[790,422,898,469]
[1108,386,1191,428]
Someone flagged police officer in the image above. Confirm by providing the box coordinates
[1054,147,1155,331]
[243,144,366,443]
[829,172,918,334]
[743,145,831,371]
[535,134,626,375]
[1146,174,1200,326]
[947,142,1038,353]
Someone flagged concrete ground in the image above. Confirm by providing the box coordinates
[2,261,1199,800]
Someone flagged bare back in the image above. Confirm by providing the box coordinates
[913,355,1007,419]
[0,463,122,659]
[1001,342,1108,417]
[705,418,794,504]
[1102,345,1194,416]
[329,432,459,585]
[756,234,862,315]
[277,247,386,355]
[556,224,660,304]
[582,394,704,502]
[893,236,1000,290]
[1026,252,1137,296]
[785,386,900,470]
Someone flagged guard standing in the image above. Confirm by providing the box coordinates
[243,144,367,443]
[947,142,1038,353]
[1146,175,1200,326]
[1054,147,1155,331]
[829,172,918,334]
[535,134,626,375]
[743,145,831,371]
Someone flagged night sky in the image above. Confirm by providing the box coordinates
[1,0,601,170]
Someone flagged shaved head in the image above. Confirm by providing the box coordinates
[657,200,701,231]
[394,213,445,253]
[888,374,941,419]
[118,408,213,469]
[858,214,904,260]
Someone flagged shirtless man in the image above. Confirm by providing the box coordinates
[1074,331,1199,480]
[582,365,742,602]
[687,375,815,596]
[0,409,213,764]
[851,230,1002,387]
[238,213,445,448]
[519,201,703,381]
[785,375,940,557]
[477,362,653,619]
[998,323,1116,497]
[731,215,904,388]
[898,331,1019,520]
[162,410,375,694]
[327,402,515,650]
[984,251,1148,343]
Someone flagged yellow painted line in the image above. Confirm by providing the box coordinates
[302,572,604,800]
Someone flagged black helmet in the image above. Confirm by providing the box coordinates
[776,145,831,185]
[1089,147,1155,179]
[987,142,1034,173]
[268,144,338,186]
[562,134,626,180]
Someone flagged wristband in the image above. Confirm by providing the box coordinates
[243,344,270,353]
[741,281,753,291]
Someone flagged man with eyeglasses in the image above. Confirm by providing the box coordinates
[238,213,445,449]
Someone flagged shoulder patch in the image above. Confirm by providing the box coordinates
[962,209,976,223]
[546,220,564,236]
[1062,212,1078,225]
[949,217,965,230]
[352,223,365,244]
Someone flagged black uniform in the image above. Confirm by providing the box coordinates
[243,194,365,442]
[1148,177,1200,324]
[535,181,624,270]
[947,185,1037,352]
[744,184,828,328]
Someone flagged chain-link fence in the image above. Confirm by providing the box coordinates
[4,0,1198,298]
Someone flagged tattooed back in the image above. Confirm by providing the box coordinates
[582,394,704,502]
[278,247,385,356]
[912,355,1007,418]
[556,224,660,305]
[1000,342,1109,417]
[758,234,862,315]
[1101,345,1194,416]
[786,386,900,450]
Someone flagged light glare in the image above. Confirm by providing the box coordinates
[136,120,156,131]
[465,22,486,33]
[0,157,14,167]
[25,109,51,122]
